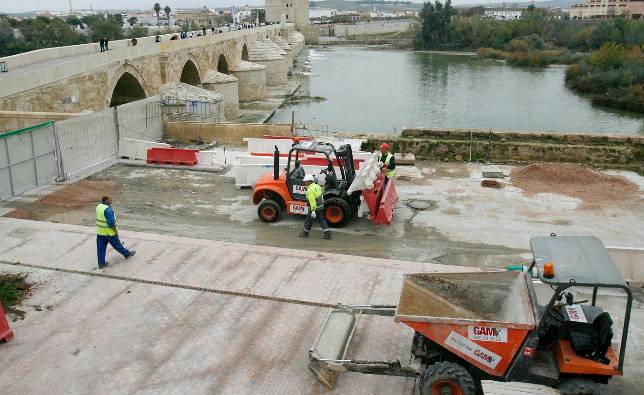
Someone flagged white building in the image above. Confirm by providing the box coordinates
[484,8,524,20]
[309,8,337,19]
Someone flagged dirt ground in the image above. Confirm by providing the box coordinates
[2,161,643,272]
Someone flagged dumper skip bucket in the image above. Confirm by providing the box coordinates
[395,272,536,377]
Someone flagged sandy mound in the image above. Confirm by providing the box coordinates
[511,163,638,207]
[4,208,34,220]
[38,180,119,209]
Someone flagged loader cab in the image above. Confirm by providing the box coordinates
[285,141,355,201]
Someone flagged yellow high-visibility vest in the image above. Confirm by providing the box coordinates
[306,183,324,211]
[384,152,395,178]
[96,203,116,236]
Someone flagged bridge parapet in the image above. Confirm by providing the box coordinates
[0,24,293,100]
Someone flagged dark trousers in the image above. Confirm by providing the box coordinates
[97,235,130,267]
[303,208,329,234]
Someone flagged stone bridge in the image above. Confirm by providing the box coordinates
[0,24,305,120]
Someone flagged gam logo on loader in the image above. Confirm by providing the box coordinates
[468,325,508,342]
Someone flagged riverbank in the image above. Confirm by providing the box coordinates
[347,127,644,174]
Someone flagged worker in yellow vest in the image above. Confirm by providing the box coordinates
[96,195,135,269]
[379,143,396,182]
[298,174,331,239]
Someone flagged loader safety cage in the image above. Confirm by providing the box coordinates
[528,234,633,372]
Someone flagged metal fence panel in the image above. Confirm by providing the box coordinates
[56,107,118,179]
[0,122,59,200]
[117,95,163,141]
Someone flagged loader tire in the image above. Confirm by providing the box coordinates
[558,379,606,395]
[420,361,476,395]
[324,197,350,228]
[258,199,281,223]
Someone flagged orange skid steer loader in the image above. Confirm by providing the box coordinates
[253,140,397,227]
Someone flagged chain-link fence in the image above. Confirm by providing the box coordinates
[0,121,62,200]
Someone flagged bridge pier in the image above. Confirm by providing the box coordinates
[271,36,294,73]
[230,61,267,102]
[202,70,240,119]
[248,41,287,86]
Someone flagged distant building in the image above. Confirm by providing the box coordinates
[233,4,253,24]
[570,0,644,19]
[175,7,220,27]
[265,0,309,30]
[484,8,524,20]
[309,7,337,19]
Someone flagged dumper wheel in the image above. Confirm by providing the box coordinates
[420,361,476,395]
[258,199,281,223]
[324,198,350,228]
[558,379,606,395]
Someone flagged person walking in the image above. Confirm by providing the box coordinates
[104,37,109,51]
[99,38,105,52]
[96,196,136,269]
[379,143,396,183]
[298,174,331,239]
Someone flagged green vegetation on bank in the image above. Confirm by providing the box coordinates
[414,3,644,113]
[566,44,644,113]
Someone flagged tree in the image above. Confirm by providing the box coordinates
[84,14,123,41]
[154,3,161,26]
[415,0,455,49]
[127,16,138,27]
[164,6,171,27]
[0,18,15,57]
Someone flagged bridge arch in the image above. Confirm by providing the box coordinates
[217,54,230,74]
[241,44,249,62]
[107,65,149,107]
[180,57,202,86]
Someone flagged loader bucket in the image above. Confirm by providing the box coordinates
[308,306,358,388]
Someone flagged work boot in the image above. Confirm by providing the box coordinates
[298,231,309,238]
[126,250,136,258]
[324,232,331,240]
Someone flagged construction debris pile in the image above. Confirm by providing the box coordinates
[511,163,638,206]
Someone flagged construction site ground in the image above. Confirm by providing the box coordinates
[1,161,643,393]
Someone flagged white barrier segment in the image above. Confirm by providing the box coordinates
[197,148,226,166]
[606,246,644,284]
[118,138,171,161]
[316,137,366,152]
[243,138,295,154]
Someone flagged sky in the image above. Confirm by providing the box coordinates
[0,0,527,14]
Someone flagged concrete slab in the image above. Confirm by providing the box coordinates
[0,219,642,394]
[0,218,470,394]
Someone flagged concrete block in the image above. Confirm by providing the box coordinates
[118,138,171,161]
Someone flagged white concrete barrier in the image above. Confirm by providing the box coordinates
[197,148,227,166]
[606,247,644,285]
[118,138,170,161]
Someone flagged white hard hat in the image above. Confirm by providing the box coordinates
[303,174,314,182]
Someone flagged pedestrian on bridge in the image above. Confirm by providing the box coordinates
[96,195,136,269]
[104,38,109,51]
[99,38,105,52]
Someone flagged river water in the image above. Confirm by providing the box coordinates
[270,46,644,135]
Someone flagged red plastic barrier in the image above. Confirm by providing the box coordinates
[0,304,14,342]
[362,169,397,225]
[146,148,198,166]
